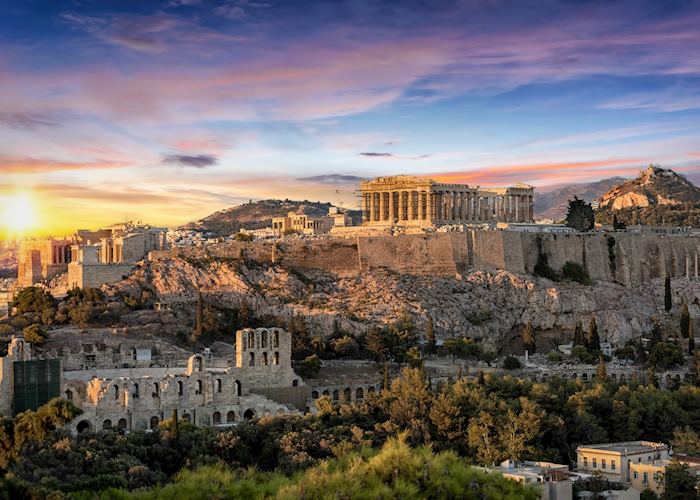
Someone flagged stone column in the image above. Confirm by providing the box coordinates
[379,191,386,221]
[514,195,520,222]
[408,191,415,220]
[418,191,425,220]
[529,195,534,221]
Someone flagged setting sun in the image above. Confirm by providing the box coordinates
[1,192,39,236]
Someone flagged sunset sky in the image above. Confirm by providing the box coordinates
[2,0,700,237]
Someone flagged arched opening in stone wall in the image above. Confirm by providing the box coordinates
[216,379,222,393]
[227,411,236,423]
[249,352,255,366]
[77,420,92,434]
[322,390,329,396]
[243,409,255,420]
[248,332,255,349]
[274,332,279,348]
[196,380,203,394]
[102,419,112,430]
[343,387,351,401]
[153,382,160,397]
[213,412,221,425]
[114,385,119,399]
[262,331,268,348]
[356,387,364,400]
[311,390,319,399]
[150,416,159,429]
[273,352,279,365]
[277,408,285,415]
[293,379,299,387]
[262,352,268,366]
[117,418,127,430]
[195,356,203,372]
[332,389,339,401]
[65,389,73,401]
[368,386,375,394]
[182,413,191,422]
[178,381,183,396]
[133,383,139,398]
[235,380,242,396]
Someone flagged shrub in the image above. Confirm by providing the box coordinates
[503,356,522,370]
[562,261,592,285]
[22,324,46,346]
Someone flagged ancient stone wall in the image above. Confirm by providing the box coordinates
[149,232,700,286]
[68,262,134,289]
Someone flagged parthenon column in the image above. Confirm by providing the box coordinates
[408,191,415,220]
[379,191,386,221]
[514,195,520,221]
[418,191,425,220]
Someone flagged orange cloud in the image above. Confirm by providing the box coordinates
[0,157,131,174]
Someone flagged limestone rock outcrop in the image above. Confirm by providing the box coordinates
[108,256,700,351]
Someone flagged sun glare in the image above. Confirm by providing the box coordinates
[2,192,39,237]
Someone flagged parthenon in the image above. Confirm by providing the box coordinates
[360,175,534,226]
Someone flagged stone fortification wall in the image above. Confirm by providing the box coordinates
[68,262,135,289]
[150,232,700,286]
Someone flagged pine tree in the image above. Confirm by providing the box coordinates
[523,322,536,354]
[586,317,600,351]
[681,302,690,338]
[573,321,584,347]
[665,276,672,312]
[595,358,607,382]
[426,316,436,355]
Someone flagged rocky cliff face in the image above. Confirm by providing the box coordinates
[596,165,700,226]
[109,256,700,351]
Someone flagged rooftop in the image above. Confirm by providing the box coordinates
[577,441,667,454]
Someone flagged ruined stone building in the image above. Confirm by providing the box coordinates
[360,175,535,227]
[17,237,78,287]
[17,222,167,289]
[0,328,309,434]
[271,210,334,237]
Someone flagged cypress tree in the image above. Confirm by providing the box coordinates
[193,291,203,341]
[587,317,600,351]
[681,302,690,339]
[689,321,695,354]
[573,321,584,347]
[665,276,672,312]
[650,322,663,347]
[595,357,607,382]
[426,316,436,355]
[523,322,536,354]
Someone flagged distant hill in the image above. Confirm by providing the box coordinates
[0,242,17,279]
[182,199,361,236]
[535,177,627,221]
[595,165,700,227]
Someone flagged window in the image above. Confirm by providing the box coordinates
[114,385,119,400]
[261,332,268,348]
[262,352,268,366]
[634,471,638,480]
[216,379,222,393]
[196,380,203,394]
[592,458,597,468]
[273,352,279,365]
[653,473,659,483]
[133,383,139,398]
[601,459,606,469]
[643,472,648,484]
[611,460,616,471]
[235,380,242,396]
[178,381,183,396]
[249,352,255,366]
[153,383,160,397]
[583,457,588,467]
[273,332,279,347]
[248,332,255,349]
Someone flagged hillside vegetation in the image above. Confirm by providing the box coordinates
[181,199,360,236]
